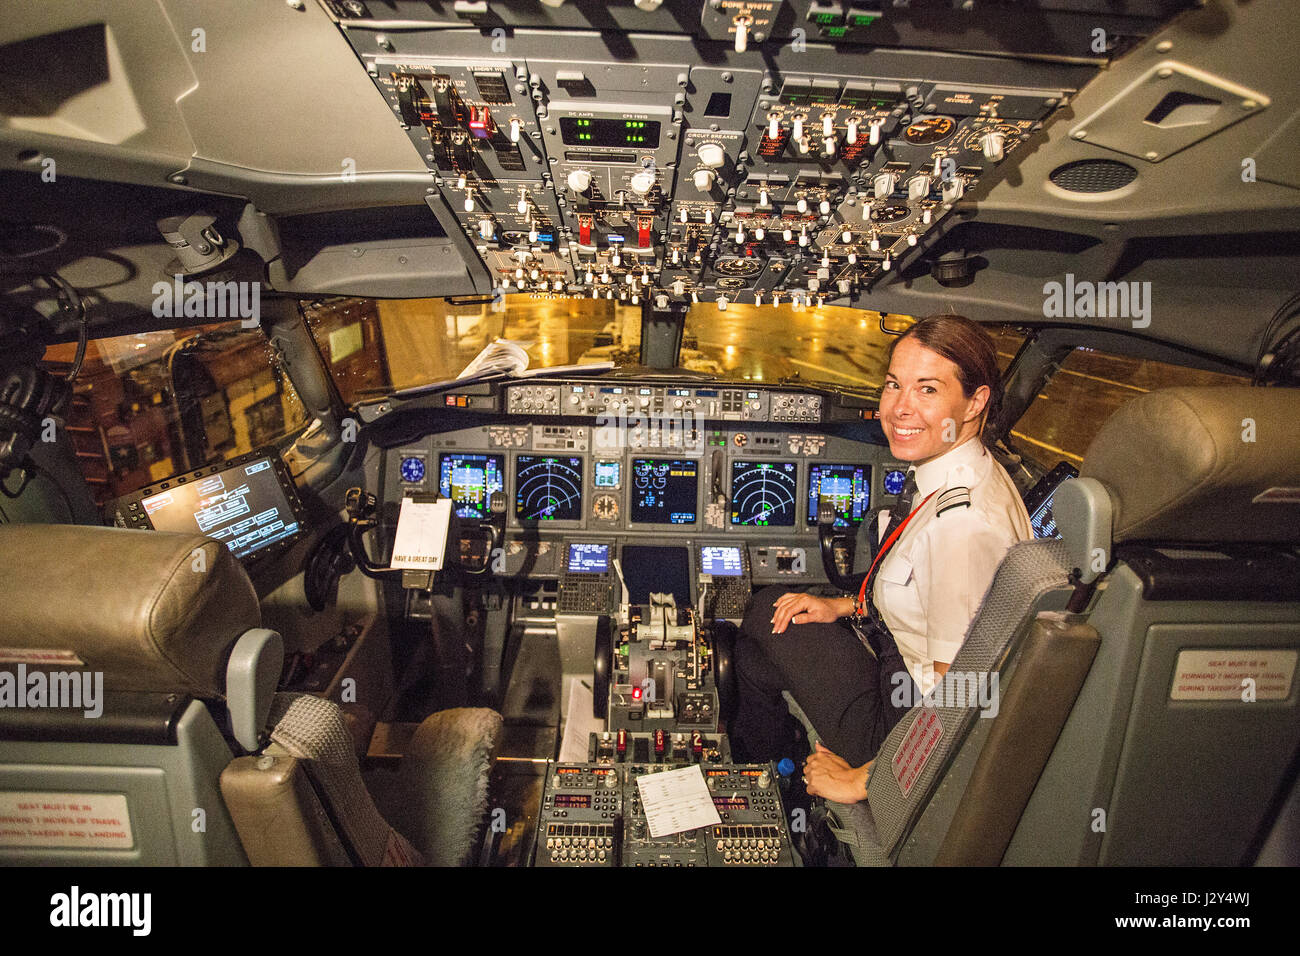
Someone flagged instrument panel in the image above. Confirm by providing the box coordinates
[382,386,905,550]
[327,8,1114,309]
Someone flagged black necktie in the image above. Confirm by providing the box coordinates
[879,470,918,548]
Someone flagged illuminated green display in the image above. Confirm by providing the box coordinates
[559,117,661,148]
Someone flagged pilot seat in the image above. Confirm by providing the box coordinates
[793,384,1300,865]
[0,524,501,866]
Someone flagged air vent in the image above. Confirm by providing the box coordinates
[1049,159,1138,194]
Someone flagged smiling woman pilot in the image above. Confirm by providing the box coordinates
[730,314,1032,804]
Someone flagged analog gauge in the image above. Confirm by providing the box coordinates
[714,256,764,277]
[884,469,907,495]
[592,494,620,522]
[870,204,910,224]
[399,456,426,483]
[903,116,955,145]
[732,433,748,447]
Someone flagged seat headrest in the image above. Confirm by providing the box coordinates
[0,524,260,697]
[1079,386,1300,544]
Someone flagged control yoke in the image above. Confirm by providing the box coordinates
[817,494,858,591]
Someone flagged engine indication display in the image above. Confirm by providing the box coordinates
[438,453,505,519]
[730,460,797,527]
[630,458,698,525]
[515,455,584,521]
[808,463,869,529]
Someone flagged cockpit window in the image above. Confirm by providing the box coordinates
[682,303,901,385]
[683,305,1027,388]
[41,322,309,506]
[1010,345,1248,469]
[302,295,641,405]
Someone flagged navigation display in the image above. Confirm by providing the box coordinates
[630,458,698,525]
[700,546,743,577]
[807,463,870,528]
[514,455,584,521]
[438,453,505,519]
[568,542,610,574]
[141,456,301,561]
[730,460,798,527]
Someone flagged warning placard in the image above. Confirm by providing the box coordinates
[891,709,944,797]
[1170,648,1297,701]
[0,792,133,849]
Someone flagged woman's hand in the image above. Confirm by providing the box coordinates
[771,593,855,634]
[802,742,871,804]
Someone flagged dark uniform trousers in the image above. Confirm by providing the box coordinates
[731,585,915,768]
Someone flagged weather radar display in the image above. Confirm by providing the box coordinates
[514,456,584,521]
[730,460,797,526]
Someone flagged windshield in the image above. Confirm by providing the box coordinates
[683,302,911,387]
[303,295,939,401]
[302,295,642,404]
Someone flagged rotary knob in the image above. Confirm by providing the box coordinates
[908,174,932,200]
[697,142,726,168]
[478,218,494,240]
[980,130,1007,162]
[567,169,593,194]
[693,168,716,192]
[873,172,897,200]
[630,169,656,197]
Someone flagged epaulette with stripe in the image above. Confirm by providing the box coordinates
[936,486,972,516]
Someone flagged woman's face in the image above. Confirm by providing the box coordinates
[879,336,989,465]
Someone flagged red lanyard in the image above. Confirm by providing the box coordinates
[856,490,937,612]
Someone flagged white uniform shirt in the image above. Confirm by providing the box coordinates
[872,437,1032,695]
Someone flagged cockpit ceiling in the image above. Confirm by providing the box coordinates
[1,1,1298,370]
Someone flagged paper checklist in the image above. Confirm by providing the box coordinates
[635,765,722,838]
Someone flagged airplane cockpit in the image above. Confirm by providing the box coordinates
[1,0,1298,894]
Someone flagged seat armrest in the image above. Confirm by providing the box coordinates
[226,628,284,752]
[220,750,350,866]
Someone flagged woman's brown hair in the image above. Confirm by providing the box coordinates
[886,313,1003,444]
